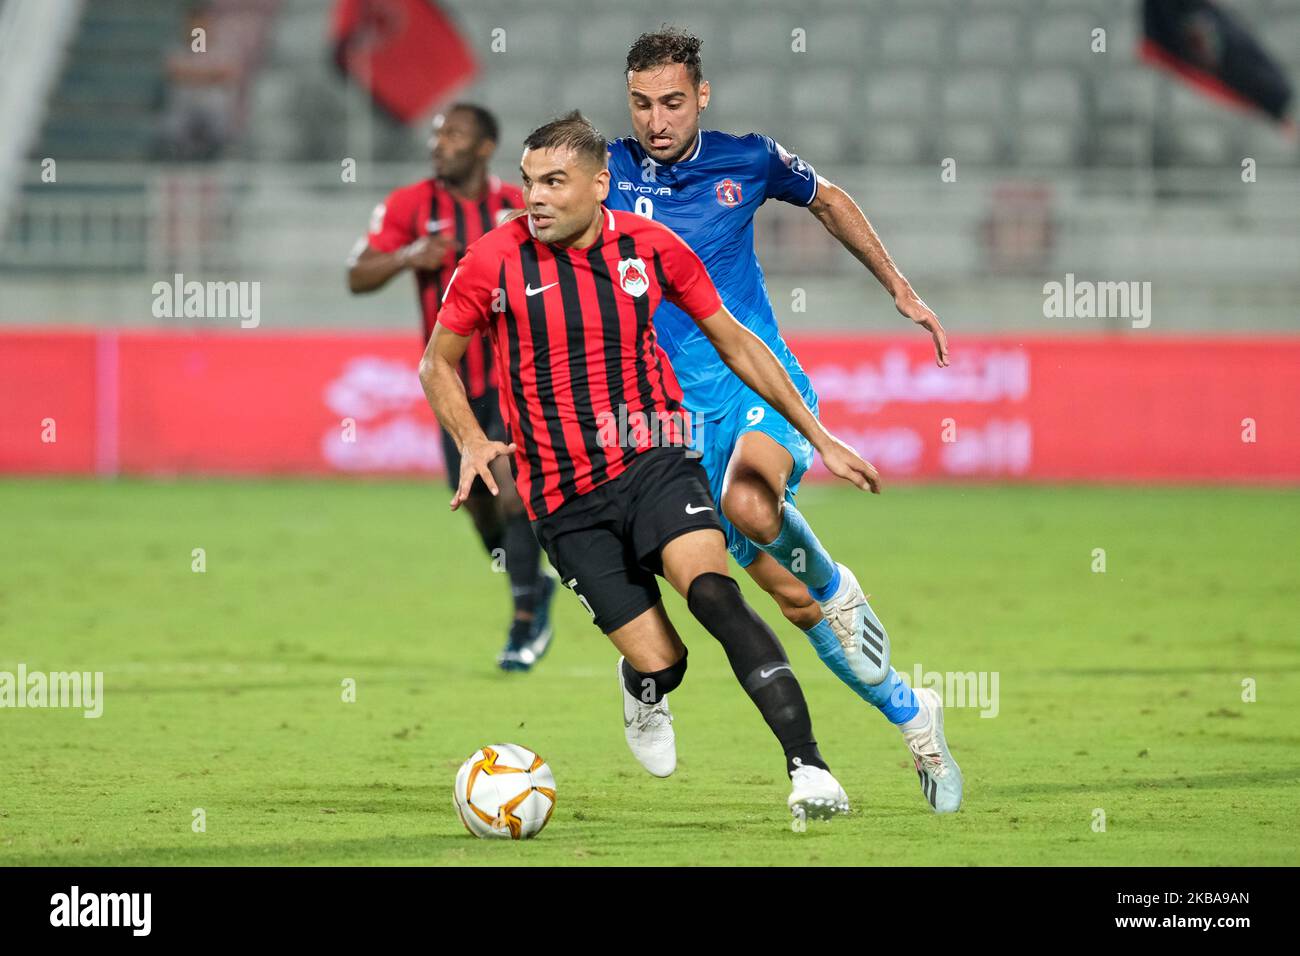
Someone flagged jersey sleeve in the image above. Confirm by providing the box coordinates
[436,243,495,336]
[653,224,722,322]
[365,186,418,253]
[757,134,818,207]
[500,183,524,211]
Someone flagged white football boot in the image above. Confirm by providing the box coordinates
[787,760,851,821]
[816,563,890,686]
[901,687,963,814]
[618,656,677,777]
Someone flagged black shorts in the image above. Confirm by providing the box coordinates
[440,394,508,496]
[532,447,724,634]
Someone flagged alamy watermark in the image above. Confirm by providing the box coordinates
[151,272,260,328]
[1043,273,1151,329]
[50,886,150,936]
[596,405,700,453]
[898,664,999,718]
[0,665,103,718]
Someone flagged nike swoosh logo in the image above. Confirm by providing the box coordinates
[425,218,452,233]
[760,665,792,679]
[684,504,713,514]
[526,282,558,296]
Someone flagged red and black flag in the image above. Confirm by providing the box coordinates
[1140,0,1293,123]
[331,0,476,124]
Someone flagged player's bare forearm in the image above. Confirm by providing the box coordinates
[347,244,407,294]
[808,179,951,367]
[420,327,515,506]
[808,179,910,297]
[419,330,482,451]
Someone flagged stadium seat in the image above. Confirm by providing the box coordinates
[942,71,1010,120]
[560,67,627,127]
[789,69,857,120]
[1092,69,1158,121]
[1030,13,1104,65]
[862,121,929,165]
[877,15,948,65]
[1237,121,1300,167]
[496,13,568,61]
[1094,121,1154,167]
[1016,70,1084,120]
[1167,82,1236,121]
[579,14,644,60]
[963,0,1036,9]
[955,15,1022,65]
[1271,15,1300,63]
[935,121,1006,165]
[723,19,801,63]
[863,70,936,119]
[451,9,496,55]
[789,121,858,165]
[714,68,789,114]
[477,69,559,122]
[800,16,871,63]
[1164,122,1234,166]
[1095,16,1140,59]
[653,12,716,48]
[1013,121,1080,167]
[721,114,785,143]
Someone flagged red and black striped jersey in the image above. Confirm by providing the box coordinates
[366,175,523,400]
[437,206,723,520]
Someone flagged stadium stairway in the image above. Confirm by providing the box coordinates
[32,0,180,162]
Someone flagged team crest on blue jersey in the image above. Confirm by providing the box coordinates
[618,257,649,297]
[714,179,743,208]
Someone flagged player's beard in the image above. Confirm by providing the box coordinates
[536,206,598,246]
[434,150,475,187]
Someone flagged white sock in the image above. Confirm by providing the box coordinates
[900,694,931,733]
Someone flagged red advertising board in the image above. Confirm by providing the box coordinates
[2,330,1297,482]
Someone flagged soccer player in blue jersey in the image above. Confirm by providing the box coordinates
[604,29,962,813]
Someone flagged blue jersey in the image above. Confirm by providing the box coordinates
[606,130,819,420]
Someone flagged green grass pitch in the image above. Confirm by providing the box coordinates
[1,478,1297,866]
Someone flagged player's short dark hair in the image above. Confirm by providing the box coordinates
[625,27,703,86]
[522,110,607,169]
[447,102,499,144]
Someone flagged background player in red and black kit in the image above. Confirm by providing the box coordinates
[347,103,556,672]
[420,112,884,820]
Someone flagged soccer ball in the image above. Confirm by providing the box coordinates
[453,744,556,839]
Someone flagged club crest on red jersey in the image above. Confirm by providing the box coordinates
[714,179,743,207]
[618,257,649,297]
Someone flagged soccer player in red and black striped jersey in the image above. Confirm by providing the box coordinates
[347,103,556,673]
[420,111,882,820]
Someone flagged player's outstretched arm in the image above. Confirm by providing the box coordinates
[807,178,950,367]
[697,306,880,493]
[418,326,516,509]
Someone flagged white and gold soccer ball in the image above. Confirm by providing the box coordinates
[453,744,556,839]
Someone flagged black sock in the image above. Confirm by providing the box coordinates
[503,513,542,616]
[620,652,688,704]
[470,507,505,560]
[686,573,828,777]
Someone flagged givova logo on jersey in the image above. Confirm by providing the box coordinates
[618,257,649,297]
